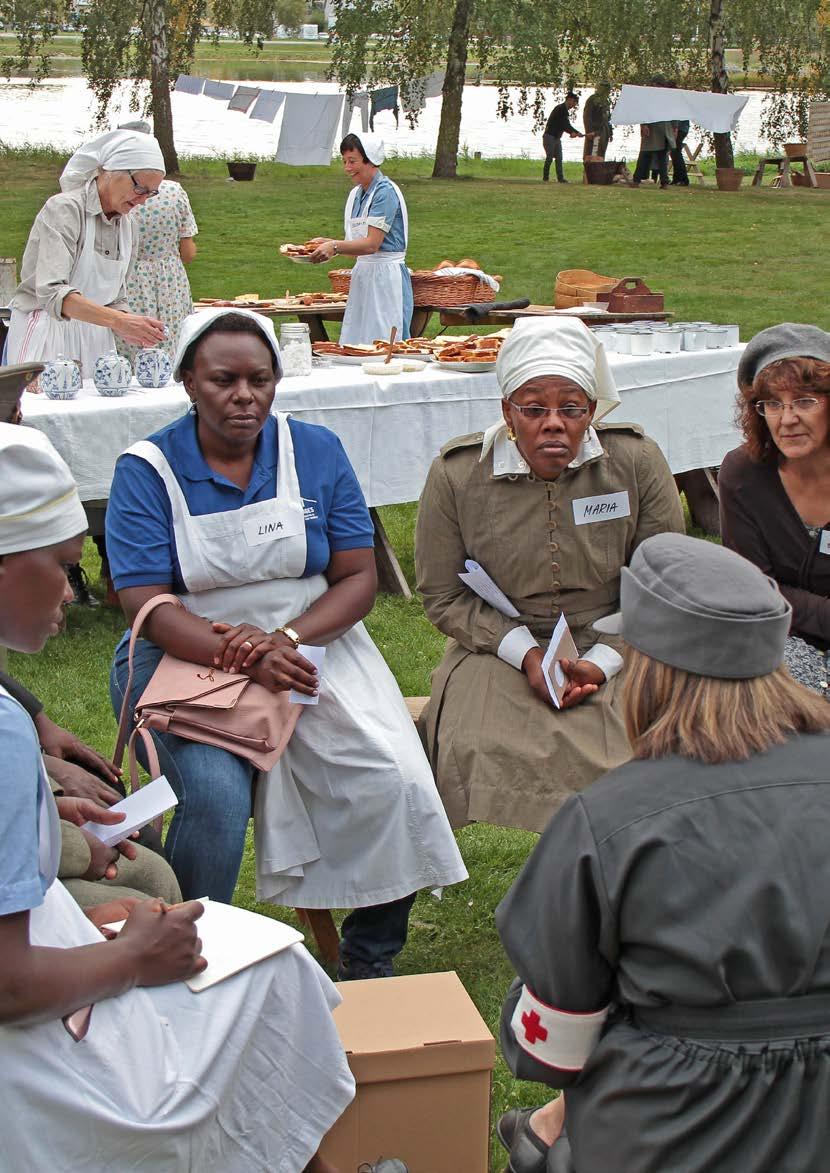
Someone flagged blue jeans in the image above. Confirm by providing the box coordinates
[110,634,417,964]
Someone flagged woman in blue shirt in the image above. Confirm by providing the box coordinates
[309,133,413,345]
[107,308,466,979]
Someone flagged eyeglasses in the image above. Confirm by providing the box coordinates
[754,397,822,417]
[128,171,160,198]
[510,404,591,421]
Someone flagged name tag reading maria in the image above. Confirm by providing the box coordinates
[243,508,305,547]
[820,530,830,556]
[573,491,631,526]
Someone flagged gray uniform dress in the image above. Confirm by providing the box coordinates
[498,731,830,1172]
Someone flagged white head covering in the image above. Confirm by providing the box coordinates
[60,129,165,191]
[352,132,385,166]
[496,316,621,420]
[172,308,283,382]
[0,424,87,554]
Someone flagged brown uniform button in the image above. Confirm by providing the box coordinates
[550,542,559,552]
[549,521,557,531]
[551,562,560,573]
[552,580,561,590]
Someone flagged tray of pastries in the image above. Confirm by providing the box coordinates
[434,334,504,372]
[371,337,440,360]
[312,341,388,365]
[280,241,321,264]
[194,295,284,310]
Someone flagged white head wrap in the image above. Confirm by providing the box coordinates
[60,129,165,192]
[352,132,385,166]
[496,316,621,421]
[0,424,87,554]
[172,308,283,382]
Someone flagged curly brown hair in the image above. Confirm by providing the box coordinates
[736,356,830,462]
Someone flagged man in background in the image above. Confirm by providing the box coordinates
[583,82,613,159]
[542,91,584,183]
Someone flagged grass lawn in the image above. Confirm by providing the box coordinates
[2,149,829,1168]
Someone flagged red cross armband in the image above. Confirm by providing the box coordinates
[510,985,609,1071]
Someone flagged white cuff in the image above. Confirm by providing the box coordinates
[580,642,623,681]
[510,984,609,1071]
[498,626,540,671]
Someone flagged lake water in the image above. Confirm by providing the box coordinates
[0,76,773,162]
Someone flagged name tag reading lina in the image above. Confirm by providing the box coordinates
[242,508,305,547]
[573,491,631,526]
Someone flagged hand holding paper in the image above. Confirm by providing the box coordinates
[541,614,581,709]
[458,559,519,618]
[81,775,177,847]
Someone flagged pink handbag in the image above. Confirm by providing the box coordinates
[114,594,300,805]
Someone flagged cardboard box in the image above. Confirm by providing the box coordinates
[319,971,495,1173]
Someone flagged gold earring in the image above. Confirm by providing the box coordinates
[506,426,517,442]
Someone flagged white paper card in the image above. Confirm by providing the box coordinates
[81,775,177,847]
[573,491,631,526]
[458,559,520,617]
[289,644,327,705]
[104,898,304,992]
[242,507,305,547]
[541,613,580,709]
[820,530,830,556]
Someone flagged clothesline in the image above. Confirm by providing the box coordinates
[174,72,444,166]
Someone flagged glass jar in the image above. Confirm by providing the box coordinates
[279,322,312,377]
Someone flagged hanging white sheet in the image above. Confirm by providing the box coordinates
[204,79,236,101]
[276,93,345,166]
[610,85,749,133]
[174,75,205,95]
[250,90,286,123]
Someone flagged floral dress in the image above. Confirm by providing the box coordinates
[119,180,198,364]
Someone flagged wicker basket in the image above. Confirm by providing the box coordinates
[328,268,353,295]
[784,142,808,158]
[554,268,619,308]
[409,272,503,308]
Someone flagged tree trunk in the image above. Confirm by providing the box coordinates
[432,0,473,178]
[709,0,735,168]
[148,0,179,174]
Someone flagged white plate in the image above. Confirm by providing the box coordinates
[435,359,498,373]
[363,361,404,375]
[320,351,387,366]
[279,245,314,265]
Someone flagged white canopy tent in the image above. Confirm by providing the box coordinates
[610,85,749,133]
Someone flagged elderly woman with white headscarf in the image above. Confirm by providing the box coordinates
[415,317,684,833]
[7,129,166,377]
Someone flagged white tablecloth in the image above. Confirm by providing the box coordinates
[21,347,743,506]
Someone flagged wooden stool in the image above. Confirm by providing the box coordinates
[751,155,818,189]
[293,697,431,965]
[682,141,706,185]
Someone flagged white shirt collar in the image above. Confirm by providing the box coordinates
[480,422,605,478]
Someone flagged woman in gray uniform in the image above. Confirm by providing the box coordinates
[497,533,830,1173]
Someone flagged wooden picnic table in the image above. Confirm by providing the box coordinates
[438,305,673,329]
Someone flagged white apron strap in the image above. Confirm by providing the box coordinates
[343,184,361,238]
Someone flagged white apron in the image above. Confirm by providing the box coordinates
[126,413,467,909]
[338,179,410,346]
[0,686,354,1172]
[7,206,131,378]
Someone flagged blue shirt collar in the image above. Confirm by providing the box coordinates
[170,411,278,496]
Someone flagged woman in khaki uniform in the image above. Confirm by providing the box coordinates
[415,317,684,833]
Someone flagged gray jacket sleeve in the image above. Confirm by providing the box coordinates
[496,796,615,1088]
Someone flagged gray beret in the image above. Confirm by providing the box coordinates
[738,322,830,389]
[595,533,791,678]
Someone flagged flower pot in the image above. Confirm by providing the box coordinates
[227,161,257,181]
[814,173,830,190]
[715,167,745,192]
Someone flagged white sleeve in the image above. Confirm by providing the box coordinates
[579,643,624,681]
[497,625,540,671]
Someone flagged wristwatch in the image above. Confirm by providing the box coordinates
[276,625,301,649]
[332,242,339,255]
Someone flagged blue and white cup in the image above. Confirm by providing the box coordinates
[93,351,133,397]
[135,347,172,388]
[41,355,81,400]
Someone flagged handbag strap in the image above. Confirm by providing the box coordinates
[113,592,184,769]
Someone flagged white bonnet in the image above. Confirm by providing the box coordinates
[60,129,165,191]
[172,308,283,382]
[0,424,87,554]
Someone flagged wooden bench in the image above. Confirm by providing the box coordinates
[752,155,819,189]
[297,697,431,965]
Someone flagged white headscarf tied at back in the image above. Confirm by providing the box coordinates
[172,308,283,382]
[0,424,87,554]
[353,133,386,166]
[60,129,165,192]
[482,316,621,469]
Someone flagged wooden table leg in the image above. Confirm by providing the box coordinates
[371,507,412,598]
[296,313,329,343]
[675,468,720,536]
[409,307,432,337]
[295,908,340,966]
[752,162,764,186]
[779,158,792,188]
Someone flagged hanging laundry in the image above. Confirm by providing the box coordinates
[250,90,286,123]
[276,93,345,166]
[204,80,236,101]
[228,86,260,114]
[340,92,370,138]
[174,75,205,95]
[424,70,445,99]
[369,86,399,131]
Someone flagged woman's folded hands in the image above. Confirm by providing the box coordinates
[521,647,606,710]
[212,621,319,697]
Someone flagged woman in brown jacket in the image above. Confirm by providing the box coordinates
[415,317,684,833]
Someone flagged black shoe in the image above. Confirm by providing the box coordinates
[496,1107,550,1173]
[358,1161,409,1173]
[336,955,394,981]
[67,563,100,607]
[557,178,569,184]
